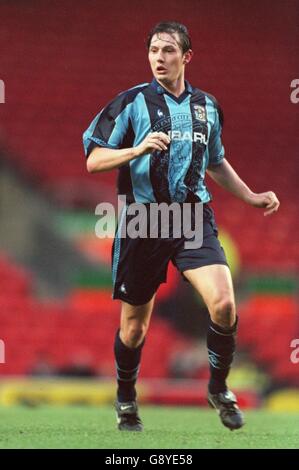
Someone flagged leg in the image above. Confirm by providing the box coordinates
[114,295,155,431]
[120,295,156,348]
[183,264,236,392]
[183,264,244,430]
[111,207,172,430]
[183,264,236,329]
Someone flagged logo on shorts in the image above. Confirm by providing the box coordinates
[193,105,206,122]
[120,283,127,295]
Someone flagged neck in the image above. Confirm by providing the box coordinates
[157,74,185,98]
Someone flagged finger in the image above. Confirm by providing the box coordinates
[149,140,167,151]
[264,202,279,216]
[264,194,279,208]
[266,192,279,205]
[158,132,171,144]
[147,132,161,142]
[265,199,277,209]
[266,201,278,211]
[149,132,160,137]
[266,198,280,210]
[152,132,169,145]
[150,142,165,152]
[150,136,170,148]
[150,131,168,140]
[148,137,168,151]
[264,209,276,216]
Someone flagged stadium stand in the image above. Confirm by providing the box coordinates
[0,0,298,270]
[0,0,298,408]
[0,253,191,378]
[0,251,297,407]
[238,294,299,387]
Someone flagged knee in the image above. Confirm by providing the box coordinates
[210,296,236,329]
[121,323,147,348]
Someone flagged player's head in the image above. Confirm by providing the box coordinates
[147,22,193,84]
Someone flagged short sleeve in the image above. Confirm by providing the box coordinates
[208,102,225,166]
[83,91,132,158]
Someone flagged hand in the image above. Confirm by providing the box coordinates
[247,191,280,216]
[134,132,171,157]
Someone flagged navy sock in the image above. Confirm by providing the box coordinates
[207,317,238,394]
[114,329,145,402]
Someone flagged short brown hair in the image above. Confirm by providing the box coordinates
[147,21,192,54]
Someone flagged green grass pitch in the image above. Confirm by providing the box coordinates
[0,405,298,449]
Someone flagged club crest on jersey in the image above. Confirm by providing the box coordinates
[194,105,206,122]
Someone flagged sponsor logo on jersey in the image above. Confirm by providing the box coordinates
[168,130,207,145]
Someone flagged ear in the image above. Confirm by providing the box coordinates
[183,49,194,65]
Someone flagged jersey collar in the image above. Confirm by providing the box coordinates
[151,78,193,97]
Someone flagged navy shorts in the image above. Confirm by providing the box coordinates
[112,203,228,305]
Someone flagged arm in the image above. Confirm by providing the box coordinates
[86,132,170,173]
[207,158,280,216]
[86,146,138,173]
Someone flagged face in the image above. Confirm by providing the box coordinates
[148,32,192,84]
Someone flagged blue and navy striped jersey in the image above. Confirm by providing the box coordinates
[83,79,225,204]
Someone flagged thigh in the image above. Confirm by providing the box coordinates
[112,234,177,306]
[173,204,228,274]
[183,264,235,313]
